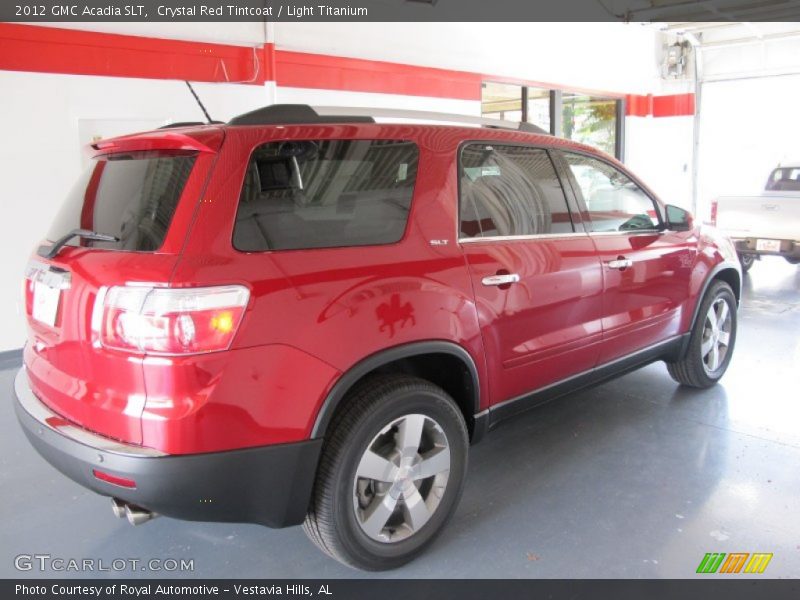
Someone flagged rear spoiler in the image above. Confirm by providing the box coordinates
[89,128,223,157]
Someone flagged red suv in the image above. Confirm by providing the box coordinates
[14,105,741,570]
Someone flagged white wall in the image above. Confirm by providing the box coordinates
[276,86,479,115]
[275,22,662,95]
[0,70,270,351]
[625,115,695,209]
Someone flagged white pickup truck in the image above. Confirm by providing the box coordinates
[712,165,800,272]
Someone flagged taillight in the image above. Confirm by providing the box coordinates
[710,200,718,226]
[95,285,249,355]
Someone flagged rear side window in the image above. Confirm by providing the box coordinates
[459,144,574,238]
[47,152,196,252]
[233,139,419,251]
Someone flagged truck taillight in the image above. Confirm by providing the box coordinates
[710,200,718,225]
[95,285,250,355]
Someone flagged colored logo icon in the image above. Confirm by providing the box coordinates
[696,553,773,574]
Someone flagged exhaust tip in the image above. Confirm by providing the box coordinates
[111,498,126,519]
[123,503,156,526]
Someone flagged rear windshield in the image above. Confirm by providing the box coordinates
[47,152,196,252]
[233,139,419,251]
[766,167,800,192]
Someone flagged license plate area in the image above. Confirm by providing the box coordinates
[26,262,71,328]
[32,281,61,327]
[756,238,782,252]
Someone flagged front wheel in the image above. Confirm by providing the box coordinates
[303,374,468,570]
[667,280,737,388]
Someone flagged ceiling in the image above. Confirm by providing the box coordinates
[660,20,800,49]
[609,0,800,21]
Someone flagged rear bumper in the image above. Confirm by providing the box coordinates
[733,238,800,259]
[13,368,322,528]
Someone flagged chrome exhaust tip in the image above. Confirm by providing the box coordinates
[111,498,126,519]
[124,503,156,526]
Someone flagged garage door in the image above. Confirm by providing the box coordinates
[697,73,800,221]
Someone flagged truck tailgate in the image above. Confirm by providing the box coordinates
[716,193,800,241]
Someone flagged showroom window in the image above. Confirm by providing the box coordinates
[481,82,550,132]
[526,87,552,133]
[459,144,574,238]
[482,82,624,160]
[561,93,618,158]
[562,152,660,233]
[481,82,524,122]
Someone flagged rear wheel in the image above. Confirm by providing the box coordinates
[303,374,468,570]
[667,280,737,388]
[739,253,755,273]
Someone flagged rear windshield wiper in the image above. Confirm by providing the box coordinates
[39,228,120,259]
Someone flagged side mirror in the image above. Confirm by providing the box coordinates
[664,204,694,232]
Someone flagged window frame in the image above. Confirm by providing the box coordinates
[552,148,666,235]
[456,140,587,244]
[230,137,421,254]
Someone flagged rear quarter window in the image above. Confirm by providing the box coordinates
[232,139,419,251]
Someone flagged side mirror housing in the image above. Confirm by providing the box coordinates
[664,204,694,232]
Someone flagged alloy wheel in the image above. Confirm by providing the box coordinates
[701,297,732,373]
[352,413,451,543]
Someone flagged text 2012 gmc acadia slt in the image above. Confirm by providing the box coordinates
[13,105,741,570]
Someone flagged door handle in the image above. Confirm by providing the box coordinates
[481,273,521,286]
[606,258,633,270]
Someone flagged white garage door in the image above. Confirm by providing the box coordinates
[697,74,800,221]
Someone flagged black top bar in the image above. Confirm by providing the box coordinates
[228,105,376,126]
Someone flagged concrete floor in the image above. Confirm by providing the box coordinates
[2,257,799,579]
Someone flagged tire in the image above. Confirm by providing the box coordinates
[303,374,469,570]
[667,280,737,388]
[786,257,800,265]
[739,253,755,273]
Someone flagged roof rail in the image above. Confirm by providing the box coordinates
[228,105,374,126]
[227,104,549,134]
[314,106,549,134]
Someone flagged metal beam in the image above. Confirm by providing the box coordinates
[550,90,563,138]
[701,29,800,48]
[629,0,800,20]
[615,99,626,162]
[664,21,742,32]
